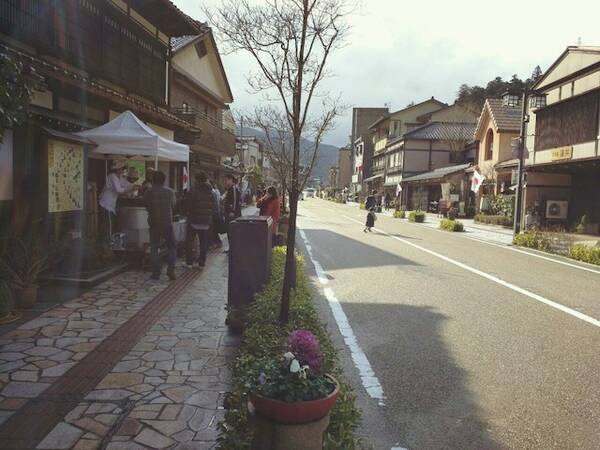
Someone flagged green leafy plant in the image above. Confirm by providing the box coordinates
[0,279,14,318]
[490,194,515,218]
[0,52,39,142]
[569,245,600,266]
[440,219,464,232]
[0,237,47,289]
[408,211,425,223]
[513,230,550,251]
[393,210,405,219]
[474,214,513,227]
[359,202,366,210]
[218,248,363,450]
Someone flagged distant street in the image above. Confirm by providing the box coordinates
[297,198,600,450]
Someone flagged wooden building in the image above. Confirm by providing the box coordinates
[0,0,202,243]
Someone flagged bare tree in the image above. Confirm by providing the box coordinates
[207,0,350,323]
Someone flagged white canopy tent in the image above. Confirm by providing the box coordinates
[77,110,190,168]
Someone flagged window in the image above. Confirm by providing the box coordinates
[485,129,494,160]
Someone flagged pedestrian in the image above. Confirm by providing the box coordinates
[209,179,223,249]
[365,189,377,210]
[144,170,177,281]
[257,186,281,246]
[99,165,137,240]
[184,171,217,270]
[223,174,242,253]
[385,192,391,210]
[364,207,376,233]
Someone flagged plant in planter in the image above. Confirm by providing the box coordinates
[0,279,20,324]
[0,237,47,308]
[247,330,338,425]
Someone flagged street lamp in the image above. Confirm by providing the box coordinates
[513,88,530,236]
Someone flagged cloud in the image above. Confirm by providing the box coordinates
[174,0,600,146]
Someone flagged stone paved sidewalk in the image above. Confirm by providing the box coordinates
[0,251,236,449]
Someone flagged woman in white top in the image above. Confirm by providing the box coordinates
[99,166,137,238]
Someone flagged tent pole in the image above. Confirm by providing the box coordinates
[105,160,112,240]
[154,154,159,171]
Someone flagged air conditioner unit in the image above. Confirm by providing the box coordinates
[546,200,568,220]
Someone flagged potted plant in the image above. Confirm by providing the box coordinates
[0,237,47,308]
[0,279,20,324]
[248,330,339,425]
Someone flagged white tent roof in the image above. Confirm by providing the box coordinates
[77,111,189,162]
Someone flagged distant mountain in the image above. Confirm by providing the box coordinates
[239,127,339,181]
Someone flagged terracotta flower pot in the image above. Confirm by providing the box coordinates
[15,286,38,309]
[249,375,339,424]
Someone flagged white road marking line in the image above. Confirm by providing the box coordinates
[342,215,600,329]
[342,202,600,275]
[299,229,387,406]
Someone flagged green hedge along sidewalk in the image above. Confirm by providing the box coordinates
[218,247,364,450]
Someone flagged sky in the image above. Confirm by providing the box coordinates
[174,0,600,147]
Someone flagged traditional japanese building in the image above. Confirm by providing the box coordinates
[524,46,600,234]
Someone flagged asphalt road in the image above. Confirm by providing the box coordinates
[296,198,600,450]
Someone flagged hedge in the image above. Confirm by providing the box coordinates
[513,230,550,251]
[393,210,405,219]
[217,247,363,449]
[440,219,464,232]
[474,214,513,227]
[408,211,425,223]
[569,245,600,266]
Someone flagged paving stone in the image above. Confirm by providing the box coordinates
[95,413,119,427]
[134,427,175,449]
[163,385,197,403]
[65,404,89,422]
[188,409,211,432]
[97,373,144,389]
[116,417,143,436]
[67,320,99,330]
[2,381,50,398]
[18,317,60,330]
[11,370,39,382]
[36,422,83,449]
[112,360,140,372]
[184,391,219,409]
[85,389,133,401]
[0,410,14,426]
[166,376,186,384]
[106,442,148,450]
[33,360,58,369]
[25,346,62,357]
[194,428,219,442]
[142,419,188,436]
[154,361,174,371]
[129,410,161,420]
[0,397,28,409]
[40,325,66,337]
[48,350,75,362]
[2,343,33,352]
[67,343,98,353]
[0,352,27,362]
[86,403,117,415]
[55,337,88,348]
[72,439,101,450]
[42,362,75,377]
[142,351,173,362]
[144,369,166,377]
[172,429,195,443]
[158,404,181,420]
[129,383,154,393]
[0,361,26,372]
[74,417,109,436]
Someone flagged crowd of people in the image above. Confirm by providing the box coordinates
[142,170,280,281]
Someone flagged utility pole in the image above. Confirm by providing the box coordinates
[513,87,528,235]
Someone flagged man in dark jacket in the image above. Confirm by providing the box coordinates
[144,170,176,281]
[365,190,377,210]
[223,174,242,222]
[184,171,218,269]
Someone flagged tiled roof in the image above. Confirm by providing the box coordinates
[486,99,522,132]
[403,163,471,183]
[403,122,476,141]
[171,25,211,52]
[368,97,448,130]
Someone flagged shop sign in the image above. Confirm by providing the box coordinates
[551,146,572,161]
[48,139,84,213]
[0,130,13,201]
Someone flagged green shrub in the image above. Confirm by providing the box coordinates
[393,210,405,219]
[408,211,425,223]
[569,245,600,265]
[440,219,464,232]
[218,248,363,450]
[474,214,513,227]
[513,230,550,251]
[359,202,365,210]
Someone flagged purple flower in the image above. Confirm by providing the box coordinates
[287,330,322,373]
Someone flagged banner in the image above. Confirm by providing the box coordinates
[471,170,485,193]
[48,139,84,213]
[0,130,13,201]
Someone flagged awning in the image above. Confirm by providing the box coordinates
[363,174,384,183]
[403,163,471,183]
[77,111,190,162]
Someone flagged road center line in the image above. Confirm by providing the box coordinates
[298,229,387,406]
[342,215,600,328]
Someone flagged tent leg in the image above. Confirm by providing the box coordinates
[154,155,159,171]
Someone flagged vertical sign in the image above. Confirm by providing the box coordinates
[0,130,13,201]
[48,139,84,213]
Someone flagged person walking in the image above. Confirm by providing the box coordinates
[144,170,177,281]
[184,171,217,269]
[223,174,242,252]
[209,180,223,249]
[364,207,377,233]
[365,190,377,210]
[257,186,281,246]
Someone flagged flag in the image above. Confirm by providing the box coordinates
[182,166,189,190]
[396,183,402,197]
[471,170,485,193]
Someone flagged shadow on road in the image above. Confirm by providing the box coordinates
[339,301,502,449]
[301,229,422,271]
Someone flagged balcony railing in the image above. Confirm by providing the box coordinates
[173,106,235,156]
[374,138,387,153]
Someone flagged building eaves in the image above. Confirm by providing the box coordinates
[403,122,476,141]
[403,163,471,183]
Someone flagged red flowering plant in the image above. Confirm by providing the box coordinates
[246,330,335,402]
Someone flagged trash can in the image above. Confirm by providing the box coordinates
[228,216,273,311]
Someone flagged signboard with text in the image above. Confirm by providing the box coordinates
[551,146,573,161]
